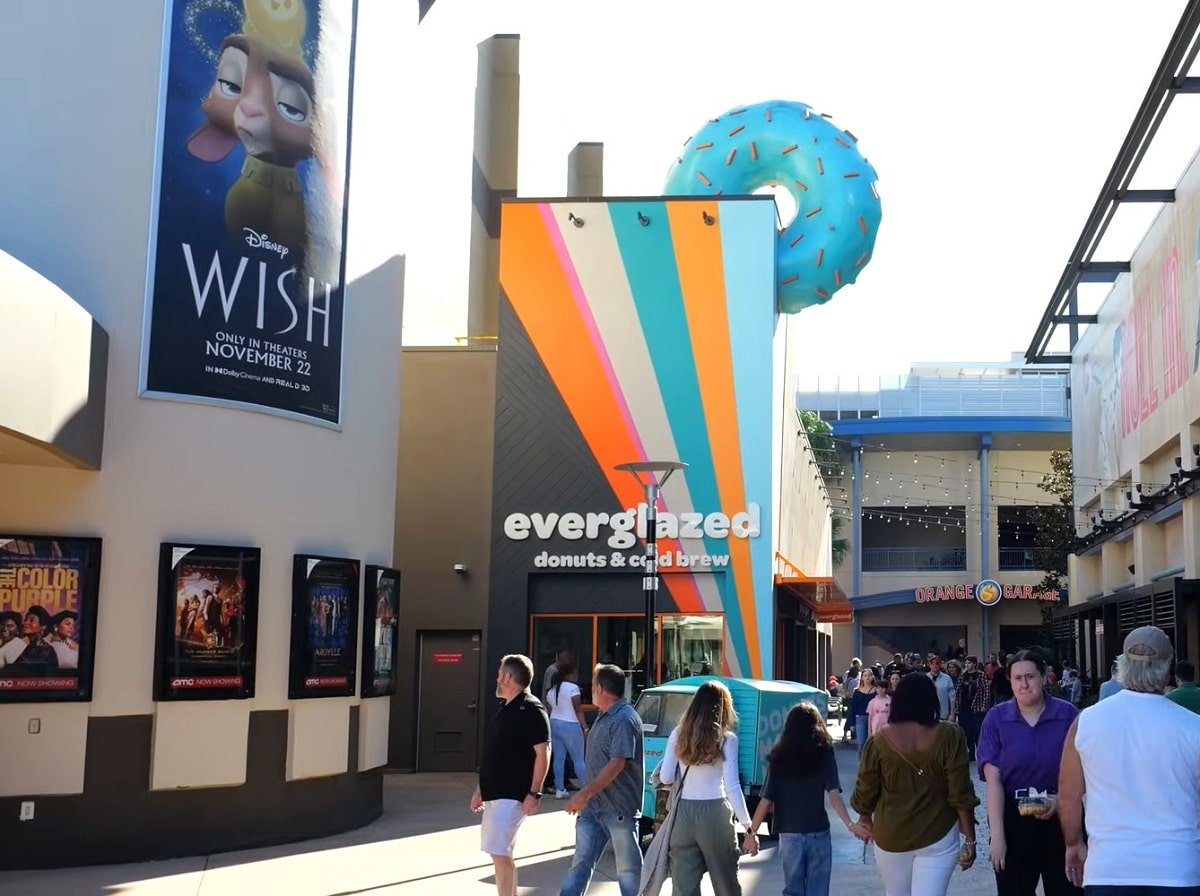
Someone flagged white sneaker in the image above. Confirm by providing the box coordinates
[555,790,568,799]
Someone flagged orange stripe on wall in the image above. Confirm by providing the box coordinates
[500,203,705,612]
[664,201,762,677]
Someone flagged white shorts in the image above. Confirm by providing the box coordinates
[481,799,526,857]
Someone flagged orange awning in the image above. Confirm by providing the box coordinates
[774,552,853,624]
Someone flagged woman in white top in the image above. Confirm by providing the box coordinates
[545,662,589,799]
[659,680,753,896]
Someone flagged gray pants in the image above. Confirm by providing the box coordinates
[668,797,741,896]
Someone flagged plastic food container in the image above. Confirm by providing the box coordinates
[1016,788,1056,816]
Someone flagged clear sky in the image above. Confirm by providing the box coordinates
[361,1,1197,382]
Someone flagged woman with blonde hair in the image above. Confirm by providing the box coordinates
[657,680,753,896]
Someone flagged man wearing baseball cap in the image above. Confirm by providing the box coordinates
[1058,625,1200,892]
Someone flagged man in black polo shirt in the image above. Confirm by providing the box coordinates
[471,654,550,896]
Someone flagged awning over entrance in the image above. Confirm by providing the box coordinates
[1,249,108,469]
[774,552,853,623]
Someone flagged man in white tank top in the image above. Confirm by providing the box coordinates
[1059,625,1200,894]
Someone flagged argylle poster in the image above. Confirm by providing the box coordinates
[153,543,260,701]
[289,554,359,698]
[0,536,102,703]
[140,0,358,426]
[360,565,398,697]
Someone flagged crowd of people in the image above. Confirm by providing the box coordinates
[471,627,1200,896]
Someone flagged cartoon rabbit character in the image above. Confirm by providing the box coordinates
[187,0,314,254]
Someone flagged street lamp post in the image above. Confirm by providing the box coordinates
[614,460,687,690]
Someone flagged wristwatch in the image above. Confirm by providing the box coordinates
[528,791,542,800]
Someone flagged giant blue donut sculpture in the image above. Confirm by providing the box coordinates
[664,100,882,314]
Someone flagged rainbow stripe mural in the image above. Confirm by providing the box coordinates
[496,197,778,678]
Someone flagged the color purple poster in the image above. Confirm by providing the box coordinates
[140,0,357,426]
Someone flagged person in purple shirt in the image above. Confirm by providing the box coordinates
[977,650,1080,896]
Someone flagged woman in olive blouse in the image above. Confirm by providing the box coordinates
[851,673,979,896]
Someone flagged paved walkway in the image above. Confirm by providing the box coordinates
[0,732,999,895]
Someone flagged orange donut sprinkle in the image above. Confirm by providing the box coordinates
[728,124,746,137]
[805,206,822,218]
[695,142,714,150]
[697,171,712,186]
[725,148,737,165]
[781,144,799,155]
[815,248,824,266]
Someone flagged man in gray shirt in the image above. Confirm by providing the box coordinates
[560,664,643,896]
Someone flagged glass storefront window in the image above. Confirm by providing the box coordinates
[597,615,641,676]
[530,612,726,703]
[660,614,724,682]
[530,616,593,701]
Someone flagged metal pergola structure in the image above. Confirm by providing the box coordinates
[1026,0,1200,364]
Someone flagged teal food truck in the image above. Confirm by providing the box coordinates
[633,676,829,834]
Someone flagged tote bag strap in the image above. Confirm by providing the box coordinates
[665,764,690,816]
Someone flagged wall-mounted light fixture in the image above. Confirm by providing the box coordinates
[453,563,468,575]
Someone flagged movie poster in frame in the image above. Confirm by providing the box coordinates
[360,565,399,698]
[154,543,261,701]
[289,554,359,698]
[139,0,359,427]
[0,535,102,703]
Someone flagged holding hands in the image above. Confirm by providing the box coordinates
[957,837,976,870]
[848,820,872,842]
[741,831,760,856]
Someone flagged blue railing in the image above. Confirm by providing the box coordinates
[862,547,966,571]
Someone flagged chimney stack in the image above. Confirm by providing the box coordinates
[466,35,519,340]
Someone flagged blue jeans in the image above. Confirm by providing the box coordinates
[559,804,642,896]
[551,718,586,791]
[779,830,833,896]
[855,715,868,752]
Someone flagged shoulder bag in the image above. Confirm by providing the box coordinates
[638,764,690,896]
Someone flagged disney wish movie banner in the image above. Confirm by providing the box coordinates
[140,0,358,427]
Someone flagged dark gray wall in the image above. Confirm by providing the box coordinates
[0,709,379,870]
[391,346,497,769]
[487,296,694,693]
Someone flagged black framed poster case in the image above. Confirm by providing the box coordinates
[0,535,102,704]
[289,554,360,698]
[360,565,399,698]
[153,543,261,701]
